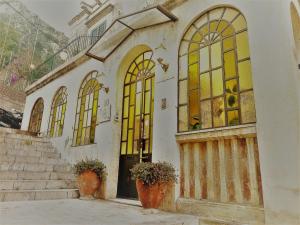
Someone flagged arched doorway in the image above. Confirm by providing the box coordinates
[117,50,155,199]
[28,98,44,134]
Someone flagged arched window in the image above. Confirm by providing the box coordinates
[178,7,256,132]
[290,2,300,52]
[48,87,67,137]
[28,98,44,133]
[73,71,100,146]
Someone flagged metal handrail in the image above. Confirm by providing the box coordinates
[29,35,101,83]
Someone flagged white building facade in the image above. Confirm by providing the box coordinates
[21,0,300,225]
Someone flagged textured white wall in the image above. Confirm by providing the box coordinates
[22,0,300,224]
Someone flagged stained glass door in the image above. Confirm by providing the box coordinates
[117,51,155,199]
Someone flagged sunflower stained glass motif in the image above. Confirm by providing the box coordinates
[28,98,44,133]
[73,71,100,146]
[48,87,67,137]
[178,7,256,132]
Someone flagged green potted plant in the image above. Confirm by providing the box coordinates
[130,162,177,209]
[73,159,106,199]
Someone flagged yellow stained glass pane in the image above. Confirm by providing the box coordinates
[138,62,143,71]
[183,24,197,40]
[189,43,199,52]
[224,50,236,79]
[130,84,136,105]
[211,41,222,69]
[192,32,203,42]
[223,37,234,51]
[213,97,225,127]
[144,91,150,114]
[133,141,139,155]
[200,100,212,129]
[128,62,136,73]
[124,85,130,96]
[144,115,150,138]
[121,142,127,155]
[238,60,253,91]
[123,97,129,118]
[212,69,223,97]
[199,24,209,37]
[122,119,128,141]
[226,79,238,108]
[222,25,235,37]
[200,72,210,100]
[145,79,151,91]
[136,54,143,64]
[236,31,250,60]
[189,63,198,90]
[189,51,198,64]
[216,20,229,34]
[127,130,133,154]
[209,21,219,33]
[227,110,239,126]
[179,106,188,132]
[179,80,188,105]
[81,128,86,145]
[232,14,246,32]
[189,89,199,128]
[135,93,141,115]
[128,106,134,128]
[240,91,256,124]
[134,117,140,139]
[199,47,209,72]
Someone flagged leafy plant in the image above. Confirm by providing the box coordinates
[130,162,178,186]
[73,159,107,179]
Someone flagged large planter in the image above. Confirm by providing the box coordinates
[136,179,168,208]
[77,170,101,198]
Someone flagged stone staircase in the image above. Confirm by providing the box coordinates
[0,128,79,201]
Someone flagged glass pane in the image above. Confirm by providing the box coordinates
[179,80,188,105]
[236,31,250,60]
[241,91,256,124]
[223,8,239,22]
[136,93,141,115]
[200,72,211,100]
[232,14,247,32]
[223,36,234,51]
[189,43,199,52]
[145,79,151,91]
[189,89,199,129]
[199,47,209,72]
[189,51,198,64]
[130,84,136,105]
[127,130,133,154]
[133,141,139,155]
[211,41,222,68]
[212,69,224,97]
[136,81,142,93]
[224,50,237,79]
[213,97,225,127]
[134,116,140,139]
[189,63,199,90]
[227,110,239,126]
[200,100,212,129]
[179,55,188,79]
[124,85,130,96]
[121,142,127,155]
[222,25,235,37]
[179,106,188,132]
[192,32,203,42]
[122,119,128,141]
[226,79,239,108]
[129,106,134,128]
[144,91,151,114]
[238,60,253,91]
[144,115,150,138]
[123,97,129,118]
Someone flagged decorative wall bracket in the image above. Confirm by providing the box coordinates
[157,57,169,72]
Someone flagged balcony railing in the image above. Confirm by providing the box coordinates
[29,35,101,83]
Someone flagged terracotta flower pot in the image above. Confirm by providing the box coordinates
[77,170,101,198]
[136,179,168,209]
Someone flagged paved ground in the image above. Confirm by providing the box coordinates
[0,199,199,225]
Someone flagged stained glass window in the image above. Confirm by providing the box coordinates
[178,7,256,132]
[73,71,100,146]
[28,98,44,133]
[47,87,67,137]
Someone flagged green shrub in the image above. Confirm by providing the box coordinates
[130,162,178,186]
[73,159,107,179]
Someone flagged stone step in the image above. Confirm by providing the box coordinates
[0,162,73,173]
[0,171,76,180]
[0,142,55,153]
[0,189,79,201]
[0,148,60,159]
[0,180,77,190]
[0,154,66,165]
